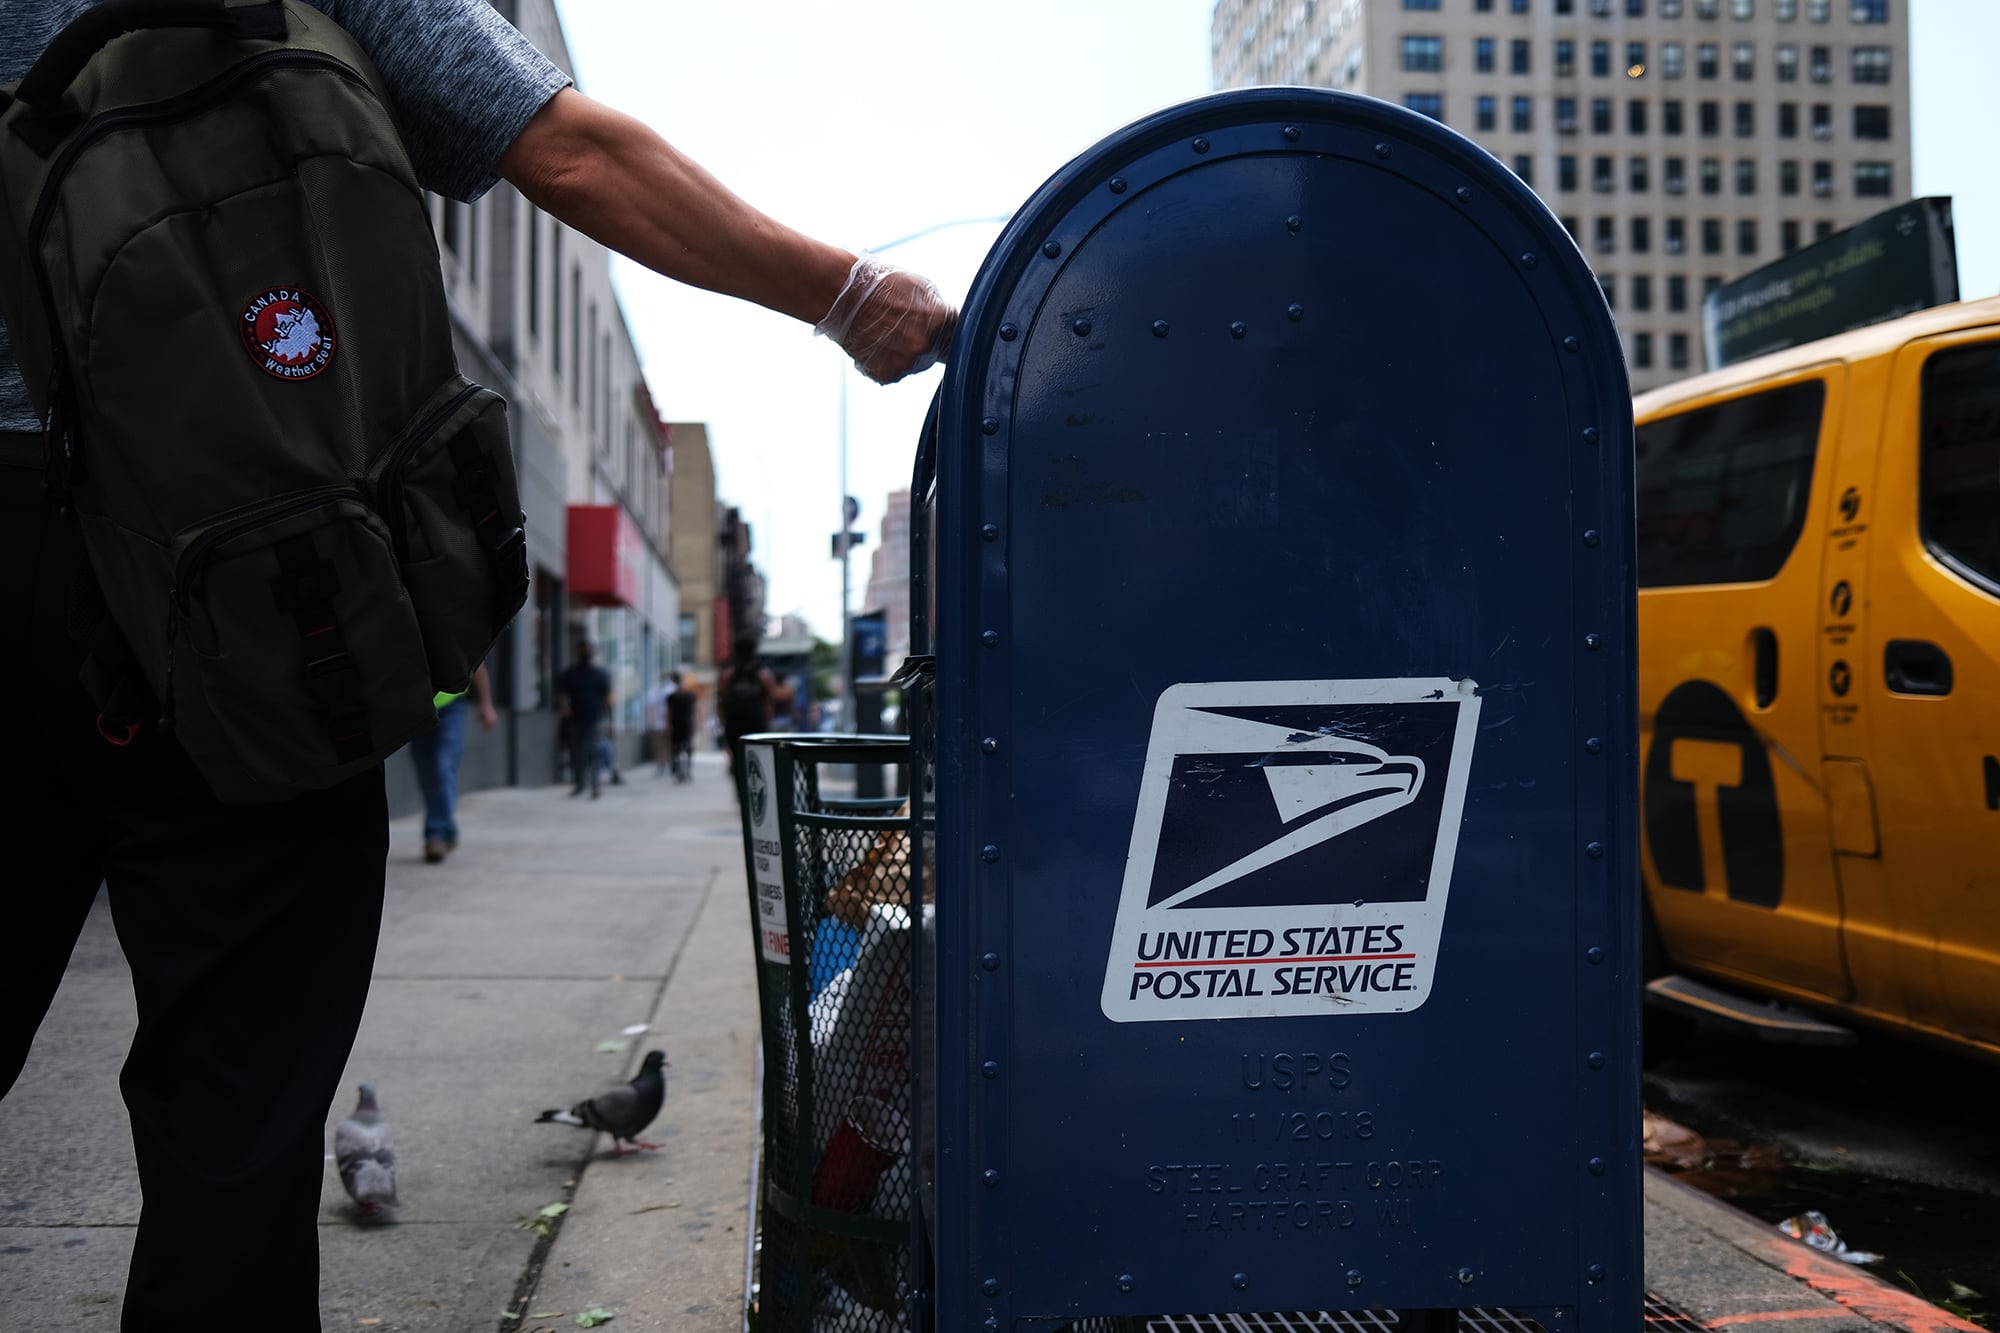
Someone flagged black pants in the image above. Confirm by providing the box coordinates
[0,459,388,1331]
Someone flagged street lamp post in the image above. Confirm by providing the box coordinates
[836,214,1010,734]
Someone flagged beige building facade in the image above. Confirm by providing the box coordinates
[1211,0,1911,391]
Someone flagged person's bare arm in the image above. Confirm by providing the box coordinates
[498,89,951,383]
[471,664,498,731]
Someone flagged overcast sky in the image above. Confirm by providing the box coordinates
[552,0,1988,645]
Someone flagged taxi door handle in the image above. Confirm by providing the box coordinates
[1883,639,1954,696]
[1751,627,1778,709]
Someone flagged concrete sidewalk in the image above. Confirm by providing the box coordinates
[0,743,1980,1333]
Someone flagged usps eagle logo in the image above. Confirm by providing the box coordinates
[240,287,336,380]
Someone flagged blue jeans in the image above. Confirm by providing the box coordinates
[410,697,468,843]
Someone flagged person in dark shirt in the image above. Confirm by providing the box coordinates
[666,673,698,782]
[556,641,614,798]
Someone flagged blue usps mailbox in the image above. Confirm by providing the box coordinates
[911,89,1639,1329]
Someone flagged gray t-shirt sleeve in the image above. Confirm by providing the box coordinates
[318,0,572,202]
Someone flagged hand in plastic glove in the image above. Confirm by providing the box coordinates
[815,253,958,385]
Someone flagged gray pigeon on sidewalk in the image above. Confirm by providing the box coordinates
[334,1084,399,1218]
[535,1049,669,1155]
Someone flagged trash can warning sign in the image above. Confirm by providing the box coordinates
[742,743,791,964]
[1100,679,1482,1022]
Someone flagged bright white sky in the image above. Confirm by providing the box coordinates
[552,0,1989,645]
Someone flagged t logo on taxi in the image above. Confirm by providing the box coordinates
[1100,679,1482,1022]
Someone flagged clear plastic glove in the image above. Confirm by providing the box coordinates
[814,253,958,385]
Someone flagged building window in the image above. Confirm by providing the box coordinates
[569,266,581,404]
[1513,0,1531,11]
[1702,217,1724,253]
[1562,214,1582,241]
[1738,219,1759,255]
[1813,159,1834,195]
[1630,0,1647,13]
[1592,41,1611,78]
[1666,157,1688,194]
[1854,161,1893,196]
[1595,216,1616,254]
[1854,105,1891,140]
[1476,37,1496,73]
[1699,100,1720,136]
[1402,36,1443,72]
[1634,332,1655,369]
[1697,43,1719,79]
[1402,0,1441,8]
[1775,0,1798,18]
[1734,101,1755,137]
[1600,274,1616,309]
[1662,0,1684,13]
[1697,0,1721,15]
[1592,98,1613,132]
[1731,0,1755,16]
[1661,42,1684,79]
[550,227,563,374]
[1628,99,1649,134]
[1406,92,1445,120]
[1627,41,1647,76]
[1557,96,1579,130]
[1809,45,1831,81]
[1630,155,1651,191]
[1555,39,1575,77]
[1634,275,1654,312]
[1559,154,1579,191]
[1780,159,1800,194]
[526,206,542,339]
[1512,95,1534,130]
[1851,47,1891,84]
[1594,155,1616,191]
[1513,154,1535,185]
[1663,99,1685,134]
[1732,42,1755,80]
[586,302,598,427]
[1477,95,1498,131]
[1701,156,1722,194]
[1782,219,1802,251]
[1851,0,1888,19]
[1668,273,1688,310]
[1705,275,1724,299]
[1735,158,1757,194]
[1811,102,1832,139]
[1919,341,2000,594]
[1779,102,1799,137]
[1669,333,1691,370]
[1512,38,1532,74]
[1632,218,1653,254]
[1591,0,1613,14]
[1815,220,1834,240]
[1556,0,1574,10]
[1775,44,1798,81]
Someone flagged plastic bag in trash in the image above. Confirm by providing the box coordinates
[1778,1209,1884,1265]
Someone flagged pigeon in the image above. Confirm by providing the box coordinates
[536,1050,669,1155]
[334,1084,399,1217]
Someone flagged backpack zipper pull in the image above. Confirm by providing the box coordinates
[159,594,179,736]
[40,356,74,511]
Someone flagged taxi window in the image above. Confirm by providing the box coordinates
[1635,380,1826,587]
[1920,342,2000,594]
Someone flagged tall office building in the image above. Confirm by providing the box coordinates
[1210,0,1911,391]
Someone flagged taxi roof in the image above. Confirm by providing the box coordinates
[1633,292,2000,422]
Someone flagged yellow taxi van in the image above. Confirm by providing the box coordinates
[1634,292,2000,1061]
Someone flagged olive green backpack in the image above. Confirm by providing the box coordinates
[0,0,528,802]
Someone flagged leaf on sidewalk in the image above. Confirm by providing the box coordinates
[575,1310,616,1328]
[595,1039,632,1054]
[627,1201,683,1215]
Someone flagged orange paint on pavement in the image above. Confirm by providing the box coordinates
[1705,1311,1856,1326]
[1759,1239,1985,1332]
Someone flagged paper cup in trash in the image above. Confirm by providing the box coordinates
[812,1097,905,1212]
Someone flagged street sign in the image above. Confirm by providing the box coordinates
[914,88,1640,1329]
[845,494,862,527]
[832,530,867,559]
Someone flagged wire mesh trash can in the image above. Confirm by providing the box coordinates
[737,734,916,1332]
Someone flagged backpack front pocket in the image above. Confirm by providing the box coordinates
[371,375,528,691]
[169,487,434,795]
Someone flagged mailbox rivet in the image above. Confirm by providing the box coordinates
[1585,633,1603,651]
[1042,240,1063,259]
[999,324,1019,342]
[1588,1050,1607,1069]
[1287,303,1305,322]
[1582,425,1601,444]
[1564,335,1581,353]
[1233,1272,1251,1290]
[1283,125,1301,142]
[1586,736,1603,754]
[1109,177,1128,194]
[1455,186,1472,203]
[1285,214,1303,233]
[1118,1275,1136,1294]
[1583,529,1601,548]
[1373,142,1391,158]
[981,951,1001,971]
[985,1318,1000,1332]
[981,523,1000,543]
[982,1059,1000,1078]
[982,1279,1001,1297]
[1230,321,1248,339]
[1588,1263,1607,1284]
[1458,1267,1477,1286]
[1588,1156,1607,1175]
[981,417,1000,436]
[982,630,1000,648]
[981,737,999,755]
[1193,136,1211,154]
[1587,946,1605,965]
[1073,317,1093,337]
[1522,252,1539,269]
[983,1168,1001,1186]
[1346,1269,1364,1288]
[981,844,1000,863]
[1153,320,1171,338]
[1586,841,1604,859]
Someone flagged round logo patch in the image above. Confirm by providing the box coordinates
[240,287,336,380]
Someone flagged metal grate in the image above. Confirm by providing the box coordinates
[1642,1292,1709,1330]
[1134,1295,1702,1333]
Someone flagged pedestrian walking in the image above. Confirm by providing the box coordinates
[557,642,615,799]
[667,673,699,782]
[411,664,499,863]
[720,633,795,782]
[645,670,675,777]
[0,0,954,1322]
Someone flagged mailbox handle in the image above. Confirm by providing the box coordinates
[909,386,942,657]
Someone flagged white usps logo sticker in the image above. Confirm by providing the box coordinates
[1100,678,1481,1023]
